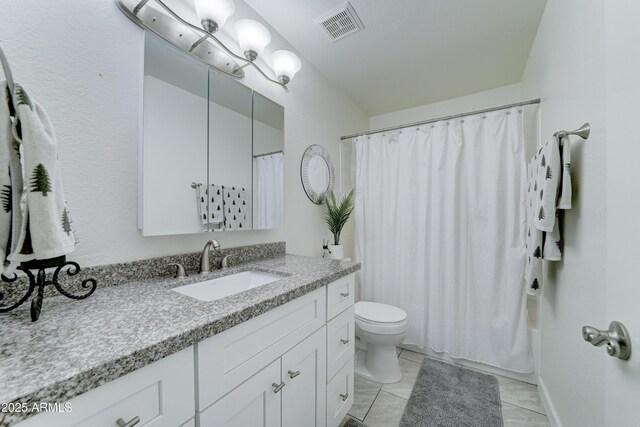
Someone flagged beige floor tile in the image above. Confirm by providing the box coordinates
[363,391,407,427]
[496,374,546,414]
[381,358,421,400]
[398,349,426,364]
[348,375,383,420]
[502,402,550,427]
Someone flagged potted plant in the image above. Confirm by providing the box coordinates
[324,189,355,260]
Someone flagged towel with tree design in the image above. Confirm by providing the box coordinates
[1,83,76,274]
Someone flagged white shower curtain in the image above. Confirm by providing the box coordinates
[253,152,284,229]
[354,109,533,373]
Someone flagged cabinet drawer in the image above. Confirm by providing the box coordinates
[16,347,195,427]
[326,356,354,427]
[327,274,354,320]
[198,288,326,409]
[326,305,355,382]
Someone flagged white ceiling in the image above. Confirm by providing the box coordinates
[245,0,547,116]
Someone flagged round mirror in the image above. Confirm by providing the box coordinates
[301,144,334,204]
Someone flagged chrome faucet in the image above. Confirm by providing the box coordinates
[199,239,221,274]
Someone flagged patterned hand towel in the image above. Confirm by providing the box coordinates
[0,82,19,274]
[5,83,76,272]
[222,186,248,230]
[209,184,224,230]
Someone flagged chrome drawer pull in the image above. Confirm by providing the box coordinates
[288,370,301,379]
[341,338,350,345]
[340,392,349,402]
[116,416,140,427]
[340,292,350,298]
[272,381,286,393]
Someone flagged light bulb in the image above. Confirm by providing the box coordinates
[194,0,235,33]
[272,50,301,84]
[235,19,271,61]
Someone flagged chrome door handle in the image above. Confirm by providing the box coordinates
[340,292,350,297]
[340,338,350,345]
[340,392,349,401]
[272,381,286,393]
[582,320,631,360]
[116,416,140,427]
[288,370,301,379]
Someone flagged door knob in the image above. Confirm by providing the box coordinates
[582,320,631,360]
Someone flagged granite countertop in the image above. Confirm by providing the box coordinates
[0,254,360,426]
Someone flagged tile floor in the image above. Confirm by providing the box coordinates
[343,349,550,427]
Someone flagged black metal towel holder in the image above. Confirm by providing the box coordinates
[0,256,97,322]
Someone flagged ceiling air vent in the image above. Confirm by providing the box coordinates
[315,2,364,42]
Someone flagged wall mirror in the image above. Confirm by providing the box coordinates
[300,144,334,204]
[139,33,284,236]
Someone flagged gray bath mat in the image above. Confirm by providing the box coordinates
[400,359,503,427]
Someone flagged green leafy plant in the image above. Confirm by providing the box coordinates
[324,189,355,245]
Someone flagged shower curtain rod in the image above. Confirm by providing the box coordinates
[339,98,541,140]
[253,150,283,158]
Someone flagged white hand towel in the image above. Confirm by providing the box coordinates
[194,183,207,225]
[5,84,76,271]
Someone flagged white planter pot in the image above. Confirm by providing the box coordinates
[328,244,344,260]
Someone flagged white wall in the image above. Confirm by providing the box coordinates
[0,0,368,266]
[520,1,607,426]
[369,84,521,129]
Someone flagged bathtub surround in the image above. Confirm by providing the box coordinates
[0,252,359,426]
[354,109,532,373]
[0,241,284,305]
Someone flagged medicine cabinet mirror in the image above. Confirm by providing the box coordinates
[140,33,284,236]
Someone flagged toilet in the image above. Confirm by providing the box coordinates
[354,301,408,384]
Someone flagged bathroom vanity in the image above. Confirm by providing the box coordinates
[0,253,358,427]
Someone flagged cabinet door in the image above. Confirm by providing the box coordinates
[282,327,327,427]
[199,359,281,427]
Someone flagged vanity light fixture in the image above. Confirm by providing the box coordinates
[235,19,271,61]
[272,50,302,85]
[118,0,301,92]
[194,0,235,33]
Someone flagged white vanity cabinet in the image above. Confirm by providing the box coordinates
[200,327,327,427]
[197,273,355,427]
[325,274,356,427]
[13,273,356,427]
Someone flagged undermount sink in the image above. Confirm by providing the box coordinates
[172,270,284,302]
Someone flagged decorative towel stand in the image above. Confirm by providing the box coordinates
[1,258,97,322]
[1,44,98,322]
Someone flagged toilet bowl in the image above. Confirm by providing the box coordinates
[354,301,408,384]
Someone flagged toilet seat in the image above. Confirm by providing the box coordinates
[355,301,408,335]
